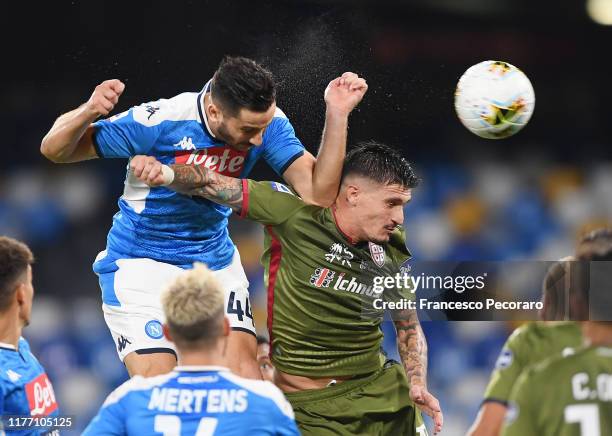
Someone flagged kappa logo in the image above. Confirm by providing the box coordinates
[25,373,58,416]
[117,335,132,353]
[145,105,160,120]
[173,136,196,151]
[325,243,354,267]
[175,146,247,177]
[6,369,21,382]
[368,242,386,267]
[310,267,336,288]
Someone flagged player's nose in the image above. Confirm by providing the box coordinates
[249,130,264,146]
[391,207,404,226]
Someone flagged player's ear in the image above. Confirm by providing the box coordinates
[163,324,174,342]
[346,184,360,206]
[208,101,223,123]
[222,316,230,337]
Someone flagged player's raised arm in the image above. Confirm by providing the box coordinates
[281,72,367,207]
[41,79,125,163]
[394,310,443,434]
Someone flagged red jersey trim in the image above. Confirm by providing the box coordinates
[331,206,357,245]
[239,178,249,218]
[265,226,282,354]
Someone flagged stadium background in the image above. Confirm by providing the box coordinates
[2,0,611,434]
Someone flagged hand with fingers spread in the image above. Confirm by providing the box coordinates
[410,384,444,435]
[86,79,126,119]
[129,155,167,186]
[324,72,368,116]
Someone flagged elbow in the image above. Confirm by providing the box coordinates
[40,137,63,163]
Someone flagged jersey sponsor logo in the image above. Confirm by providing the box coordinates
[117,335,132,353]
[6,369,21,382]
[173,136,196,151]
[271,182,294,195]
[25,373,58,416]
[310,267,336,288]
[145,320,164,339]
[325,243,354,267]
[332,273,376,297]
[368,242,385,267]
[175,146,247,177]
[400,259,411,276]
[495,347,513,370]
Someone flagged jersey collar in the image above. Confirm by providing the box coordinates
[197,79,217,139]
[175,365,230,372]
[0,341,17,351]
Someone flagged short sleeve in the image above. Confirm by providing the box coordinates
[501,370,537,436]
[92,102,165,158]
[261,112,305,176]
[483,332,524,404]
[242,179,306,226]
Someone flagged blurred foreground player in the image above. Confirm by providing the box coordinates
[502,236,612,436]
[468,228,612,436]
[40,56,367,378]
[0,237,60,435]
[257,336,275,382]
[134,142,443,435]
[83,263,298,436]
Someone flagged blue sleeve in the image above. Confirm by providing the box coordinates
[82,398,127,436]
[262,114,304,176]
[275,410,300,436]
[92,102,164,158]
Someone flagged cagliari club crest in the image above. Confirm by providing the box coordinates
[368,242,385,267]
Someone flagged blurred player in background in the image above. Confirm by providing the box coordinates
[83,263,299,436]
[502,230,612,435]
[257,336,275,382]
[468,228,612,436]
[132,141,443,435]
[0,237,60,434]
[40,56,367,378]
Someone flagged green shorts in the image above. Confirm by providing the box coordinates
[284,362,428,436]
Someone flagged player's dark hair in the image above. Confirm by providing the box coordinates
[341,141,419,188]
[211,56,276,117]
[0,236,34,311]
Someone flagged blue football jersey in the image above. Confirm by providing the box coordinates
[92,80,305,275]
[83,366,299,436]
[0,338,59,436]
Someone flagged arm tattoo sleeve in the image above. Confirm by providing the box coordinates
[169,164,243,213]
[394,309,428,387]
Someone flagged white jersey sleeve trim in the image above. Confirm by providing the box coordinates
[132,92,200,127]
[274,107,288,119]
[101,372,177,408]
[219,372,295,419]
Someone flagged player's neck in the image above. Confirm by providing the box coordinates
[332,203,363,244]
[177,345,227,368]
[583,322,612,347]
[0,310,21,348]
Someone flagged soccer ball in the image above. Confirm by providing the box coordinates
[454,60,535,139]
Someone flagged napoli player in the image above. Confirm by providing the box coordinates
[83,263,299,436]
[40,56,368,378]
[0,237,60,435]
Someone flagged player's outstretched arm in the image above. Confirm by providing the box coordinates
[130,156,244,214]
[282,72,367,207]
[394,310,443,434]
[40,79,125,163]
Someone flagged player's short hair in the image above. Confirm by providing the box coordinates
[341,141,419,189]
[161,262,225,348]
[541,258,572,321]
[0,236,34,312]
[211,56,276,117]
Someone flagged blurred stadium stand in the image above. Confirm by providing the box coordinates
[3,0,611,433]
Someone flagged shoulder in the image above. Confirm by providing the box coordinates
[386,226,411,261]
[219,372,294,419]
[101,372,177,407]
[129,92,200,127]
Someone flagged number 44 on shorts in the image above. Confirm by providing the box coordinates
[226,291,253,322]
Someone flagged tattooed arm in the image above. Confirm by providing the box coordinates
[394,309,443,434]
[128,156,244,213]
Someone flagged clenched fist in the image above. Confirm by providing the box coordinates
[324,72,368,117]
[86,79,125,118]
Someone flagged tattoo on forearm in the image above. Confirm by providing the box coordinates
[169,165,243,213]
[395,309,428,386]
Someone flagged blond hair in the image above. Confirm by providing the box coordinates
[161,262,225,345]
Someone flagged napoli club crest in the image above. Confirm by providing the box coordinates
[368,242,385,267]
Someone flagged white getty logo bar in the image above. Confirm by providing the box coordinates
[174,137,196,151]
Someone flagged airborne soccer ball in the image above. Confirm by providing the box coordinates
[454,60,535,139]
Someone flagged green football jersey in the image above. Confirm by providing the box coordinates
[502,345,612,436]
[242,179,414,378]
[483,321,583,404]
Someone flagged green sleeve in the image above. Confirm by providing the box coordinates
[242,179,306,226]
[501,370,538,436]
[483,329,525,404]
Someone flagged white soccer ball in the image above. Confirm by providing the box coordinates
[454,60,535,139]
